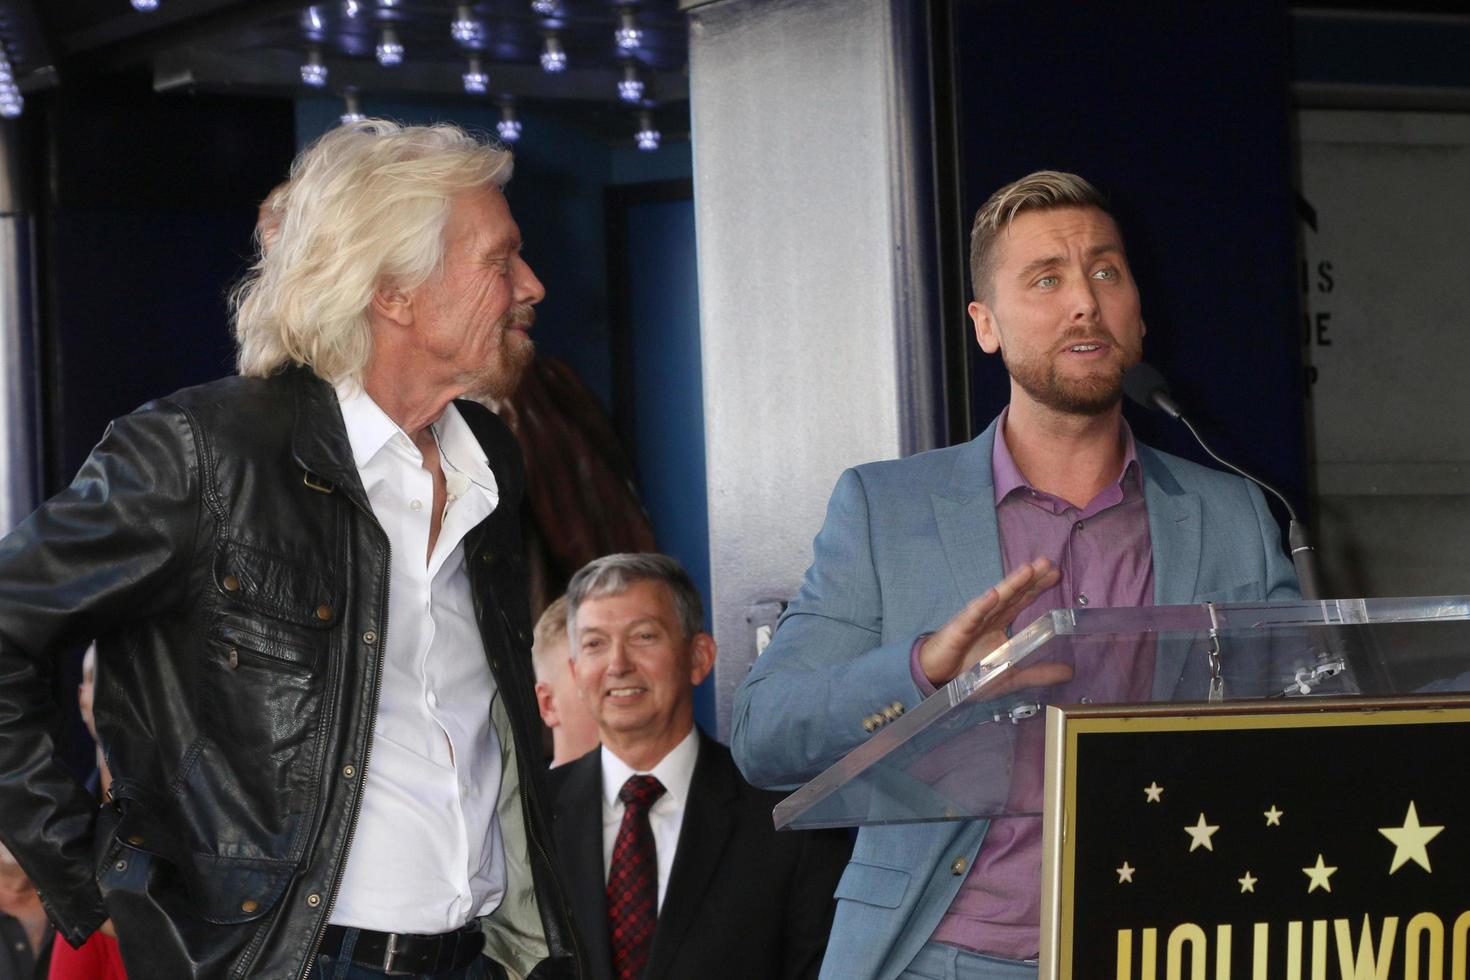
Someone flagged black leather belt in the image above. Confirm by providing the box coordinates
[319,922,485,976]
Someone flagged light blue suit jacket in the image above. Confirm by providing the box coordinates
[730,418,1299,980]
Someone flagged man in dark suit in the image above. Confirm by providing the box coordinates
[549,553,851,980]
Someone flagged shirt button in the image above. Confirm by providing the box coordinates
[1075,520,1085,531]
[951,857,968,875]
[410,499,423,511]
[428,692,438,706]
[1078,593,1089,606]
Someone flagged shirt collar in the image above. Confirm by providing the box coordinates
[335,380,403,469]
[334,381,499,504]
[990,404,1140,505]
[601,727,700,810]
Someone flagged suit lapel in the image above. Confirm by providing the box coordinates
[644,732,737,980]
[554,753,615,980]
[1140,446,1204,698]
[931,423,1006,607]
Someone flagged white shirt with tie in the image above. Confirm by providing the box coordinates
[599,727,699,912]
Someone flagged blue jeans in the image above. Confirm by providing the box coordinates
[898,941,1039,980]
[315,928,505,980]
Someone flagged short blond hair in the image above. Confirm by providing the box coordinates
[231,119,513,384]
[531,595,571,682]
[969,170,1110,301]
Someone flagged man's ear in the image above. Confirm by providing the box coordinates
[371,282,415,328]
[969,300,1002,354]
[534,681,559,728]
[688,632,716,687]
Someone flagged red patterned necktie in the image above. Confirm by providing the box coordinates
[607,774,666,980]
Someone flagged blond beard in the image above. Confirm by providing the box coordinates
[463,304,536,400]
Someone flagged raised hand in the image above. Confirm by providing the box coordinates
[917,557,1062,687]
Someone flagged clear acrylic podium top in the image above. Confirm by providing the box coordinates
[773,596,1470,830]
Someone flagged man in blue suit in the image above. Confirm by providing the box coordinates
[730,171,1298,980]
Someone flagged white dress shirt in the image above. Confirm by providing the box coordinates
[600,727,700,912]
[330,384,508,933]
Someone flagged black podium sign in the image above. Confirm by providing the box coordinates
[1041,700,1470,979]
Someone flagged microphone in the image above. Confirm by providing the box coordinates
[1122,362,1183,420]
[1123,363,1317,594]
[1122,363,1393,694]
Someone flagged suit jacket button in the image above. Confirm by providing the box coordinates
[891,701,905,715]
[862,718,876,733]
[951,857,967,876]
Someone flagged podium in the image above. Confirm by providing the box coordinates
[772,596,1470,978]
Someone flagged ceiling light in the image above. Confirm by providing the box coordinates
[615,9,642,51]
[301,47,329,87]
[463,56,488,95]
[344,0,360,16]
[618,63,644,103]
[530,0,559,15]
[451,5,483,45]
[341,89,366,125]
[0,47,20,118]
[635,110,660,152]
[376,28,404,67]
[539,34,566,73]
[497,105,522,143]
[131,0,160,10]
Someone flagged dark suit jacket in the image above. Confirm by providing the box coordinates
[547,730,851,980]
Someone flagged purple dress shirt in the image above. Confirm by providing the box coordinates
[910,408,1155,960]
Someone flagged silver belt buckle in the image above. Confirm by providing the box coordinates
[381,932,400,973]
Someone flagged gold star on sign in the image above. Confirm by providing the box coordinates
[1378,801,1444,874]
[1302,854,1336,893]
[1143,782,1163,803]
[1238,871,1257,893]
[1116,861,1134,883]
[1264,805,1283,826]
[1184,813,1219,852]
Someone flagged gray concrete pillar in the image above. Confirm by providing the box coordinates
[685,0,940,738]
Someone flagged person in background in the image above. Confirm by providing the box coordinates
[2,843,53,979]
[46,646,127,980]
[532,596,602,767]
[548,553,851,980]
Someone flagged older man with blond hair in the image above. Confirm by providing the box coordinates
[0,120,581,979]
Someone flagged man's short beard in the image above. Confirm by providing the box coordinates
[464,304,536,401]
[1002,349,1127,416]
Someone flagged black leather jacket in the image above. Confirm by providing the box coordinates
[0,369,583,979]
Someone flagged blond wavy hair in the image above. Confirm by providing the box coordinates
[969,170,1110,302]
[232,119,513,383]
